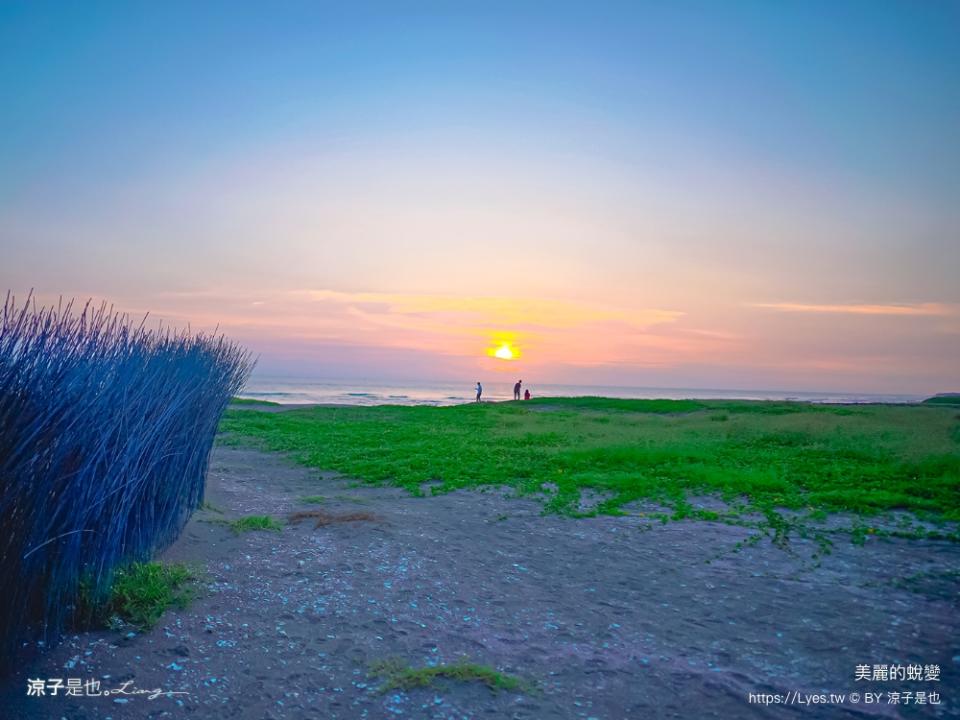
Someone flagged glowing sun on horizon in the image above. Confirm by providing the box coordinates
[492,343,516,361]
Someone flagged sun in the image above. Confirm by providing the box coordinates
[486,337,521,362]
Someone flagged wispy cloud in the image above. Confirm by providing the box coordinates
[298,289,682,330]
[750,302,956,317]
[109,287,706,370]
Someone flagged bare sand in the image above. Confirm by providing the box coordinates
[2,446,957,719]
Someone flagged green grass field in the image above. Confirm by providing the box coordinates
[219,398,960,541]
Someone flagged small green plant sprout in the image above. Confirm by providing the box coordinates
[369,657,529,694]
[220,514,284,534]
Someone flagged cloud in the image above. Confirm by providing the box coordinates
[298,290,682,330]
[750,302,956,317]
[107,287,700,370]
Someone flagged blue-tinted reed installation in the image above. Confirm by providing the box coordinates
[0,294,253,666]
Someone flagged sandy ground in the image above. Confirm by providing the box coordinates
[2,445,958,719]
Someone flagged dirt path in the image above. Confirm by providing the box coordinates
[2,446,958,719]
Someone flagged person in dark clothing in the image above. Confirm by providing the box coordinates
[524,388,530,400]
[513,380,522,400]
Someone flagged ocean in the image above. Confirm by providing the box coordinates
[237,378,923,407]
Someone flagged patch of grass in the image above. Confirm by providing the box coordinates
[81,562,197,629]
[891,568,960,596]
[369,658,528,693]
[527,396,708,414]
[231,397,281,406]
[299,495,326,504]
[922,394,960,406]
[219,398,960,543]
[218,514,284,534]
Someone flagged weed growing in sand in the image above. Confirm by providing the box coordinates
[80,562,197,629]
[219,514,284,533]
[890,568,960,594]
[369,658,528,693]
[221,398,960,547]
[300,495,326,504]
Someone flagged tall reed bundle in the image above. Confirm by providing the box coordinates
[0,293,253,665]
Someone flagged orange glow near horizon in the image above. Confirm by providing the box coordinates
[34,287,959,394]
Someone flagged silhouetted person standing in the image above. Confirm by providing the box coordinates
[476,381,482,402]
[524,388,530,400]
[514,380,522,400]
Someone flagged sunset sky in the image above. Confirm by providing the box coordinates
[2,2,958,393]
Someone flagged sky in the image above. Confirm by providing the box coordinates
[1,1,958,394]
